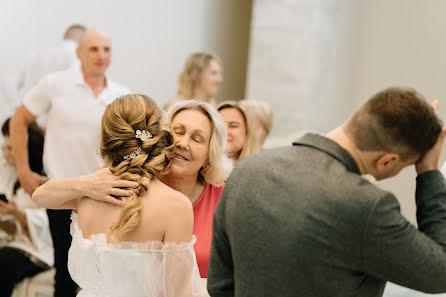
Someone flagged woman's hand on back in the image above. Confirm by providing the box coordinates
[81,168,139,206]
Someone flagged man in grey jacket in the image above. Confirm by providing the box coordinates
[207,87,446,297]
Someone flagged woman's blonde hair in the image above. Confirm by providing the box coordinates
[239,100,273,139]
[168,100,232,185]
[100,94,174,239]
[217,101,260,162]
[177,52,220,102]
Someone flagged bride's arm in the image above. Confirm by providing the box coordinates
[32,168,138,209]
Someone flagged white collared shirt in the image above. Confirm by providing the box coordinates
[441,162,446,177]
[23,66,130,178]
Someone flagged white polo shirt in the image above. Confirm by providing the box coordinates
[23,66,130,178]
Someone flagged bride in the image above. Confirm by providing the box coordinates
[33,94,208,297]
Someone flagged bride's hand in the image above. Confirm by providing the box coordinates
[81,168,139,206]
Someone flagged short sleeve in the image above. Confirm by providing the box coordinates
[23,75,52,117]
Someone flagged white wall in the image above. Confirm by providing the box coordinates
[245,0,316,142]
[308,0,361,133]
[355,0,446,223]
[247,0,446,224]
[0,0,252,122]
[245,0,361,144]
[355,0,446,110]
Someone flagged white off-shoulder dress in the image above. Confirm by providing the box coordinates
[68,213,209,297]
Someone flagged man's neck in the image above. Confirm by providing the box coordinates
[81,68,106,97]
[326,126,368,175]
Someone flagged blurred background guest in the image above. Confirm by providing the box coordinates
[239,99,273,151]
[217,101,259,164]
[10,28,129,297]
[0,118,53,297]
[165,52,223,110]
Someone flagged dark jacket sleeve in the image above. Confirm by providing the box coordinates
[207,189,234,297]
[362,170,446,294]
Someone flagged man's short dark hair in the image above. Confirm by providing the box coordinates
[64,24,86,44]
[345,87,442,160]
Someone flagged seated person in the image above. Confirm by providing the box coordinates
[0,118,53,297]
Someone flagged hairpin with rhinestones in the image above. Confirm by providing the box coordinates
[123,147,142,160]
[135,130,152,141]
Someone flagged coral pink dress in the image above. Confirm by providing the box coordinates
[193,183,225,278]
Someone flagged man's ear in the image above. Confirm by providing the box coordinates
[375,153,399,171]
[76,47,81,59]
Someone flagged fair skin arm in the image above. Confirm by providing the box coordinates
[32,168,138,209]
[10,104,44,195]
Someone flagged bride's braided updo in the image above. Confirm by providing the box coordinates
[100,94,174,239]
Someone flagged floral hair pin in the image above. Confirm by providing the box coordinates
[135,130,152,141]
[123,147,142,160]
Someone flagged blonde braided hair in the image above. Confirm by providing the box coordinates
[100,94,174,239]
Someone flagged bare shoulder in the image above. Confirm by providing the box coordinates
[77,197,122,236]
[146,181,193,234]
[152,181,192,213]
[150,182,194,243]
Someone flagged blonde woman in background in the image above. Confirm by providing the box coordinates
[165,52,223,110]
[32,94,209,297]
[218,101,260,164]
[239,100,273,151]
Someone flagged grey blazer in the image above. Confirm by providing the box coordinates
[207,133,446,297]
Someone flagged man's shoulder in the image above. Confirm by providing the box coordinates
[23,68,76,102]
[233,144,392,204]
[41,67,76,83]
[344,173,395,206]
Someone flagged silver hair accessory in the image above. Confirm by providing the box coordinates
[135,130,152,141]
[123,147,142,160]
